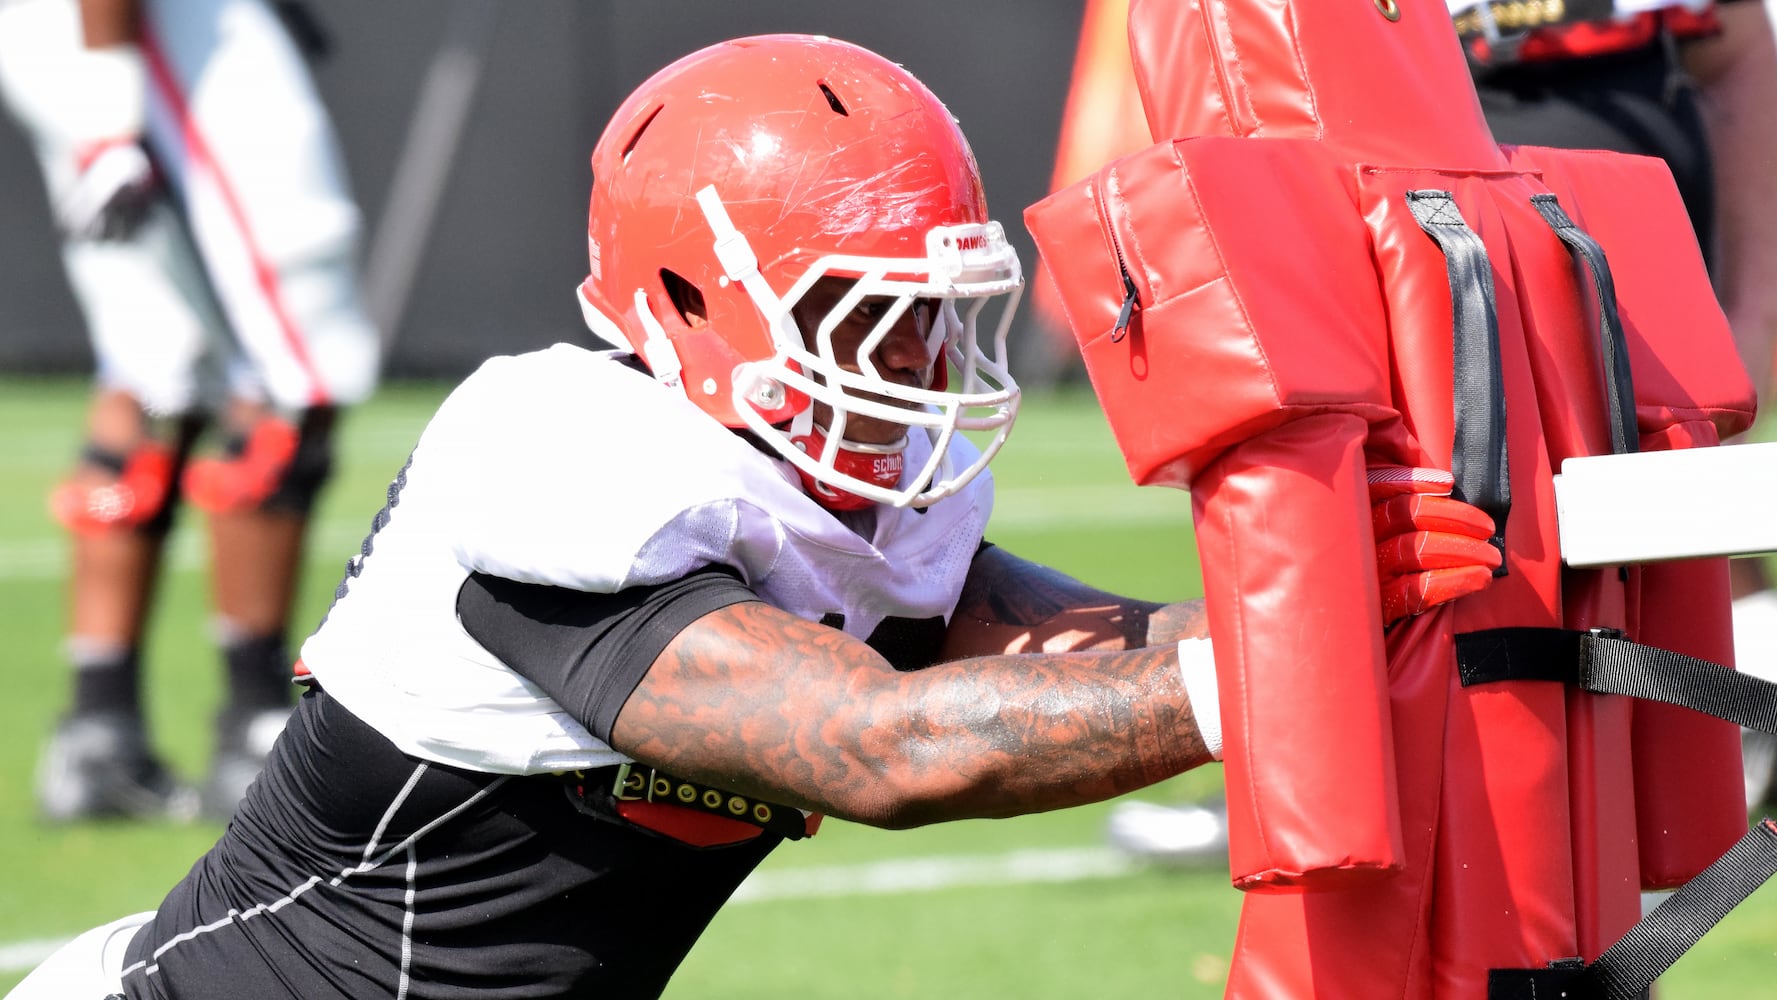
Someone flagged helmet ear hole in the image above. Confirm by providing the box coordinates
[621,105,665,164]
[660,268,707,326]
[817,82,849,116]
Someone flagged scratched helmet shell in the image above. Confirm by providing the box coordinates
[577,34,1022,509]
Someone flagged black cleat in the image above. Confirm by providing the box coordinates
[36,713,199,823]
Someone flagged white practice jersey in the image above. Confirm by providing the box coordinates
[301,344,994,775]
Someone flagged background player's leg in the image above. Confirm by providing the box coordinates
[140,0,379,820]
[40,388,202,822]
[188,400,338,820]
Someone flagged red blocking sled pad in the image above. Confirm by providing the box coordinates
[1025,1,1760,996]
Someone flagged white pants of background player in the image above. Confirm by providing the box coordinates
[0,0,378,416]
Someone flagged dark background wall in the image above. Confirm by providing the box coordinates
[0,1,1085,382]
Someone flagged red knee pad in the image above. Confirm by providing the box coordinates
[183,417,300,514]
[50,442,176,534]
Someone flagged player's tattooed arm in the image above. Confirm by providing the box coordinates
[610,599,1213,829]
[939,544,1208,660]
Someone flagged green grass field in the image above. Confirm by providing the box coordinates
[1,376,1773,997]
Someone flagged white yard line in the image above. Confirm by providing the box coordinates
[1,846,1136,973]
[730,845,1136,903]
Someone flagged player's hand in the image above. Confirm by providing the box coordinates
[58,138,159,242]
[1367,466,1500,626]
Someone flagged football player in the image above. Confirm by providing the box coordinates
[5,34,1497,1000]
[0,0,379,824]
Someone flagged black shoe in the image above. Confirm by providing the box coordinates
[36,713,199,823]
[200,707,291,823]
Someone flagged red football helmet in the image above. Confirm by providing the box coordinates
[577,34,1022,509]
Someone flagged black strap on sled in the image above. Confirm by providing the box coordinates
[1456,628,1777,734]
[1488,820,1777,1000]
[1530,194,1639,457]
[1409,190,1511,570]
[1459,627,1777,996]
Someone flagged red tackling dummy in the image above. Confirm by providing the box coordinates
[1026,1,1756,996]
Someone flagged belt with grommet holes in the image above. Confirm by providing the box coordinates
[568,762,821,846]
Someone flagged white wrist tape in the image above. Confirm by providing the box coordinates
[1176,636,1222,760]
[65,44,147,144]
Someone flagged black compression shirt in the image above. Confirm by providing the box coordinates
[121,569,775,1000]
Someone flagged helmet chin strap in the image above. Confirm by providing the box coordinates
[787,407,907,511]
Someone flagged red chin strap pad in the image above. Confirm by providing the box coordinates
[929,356,948,393]
[790,429,905,512]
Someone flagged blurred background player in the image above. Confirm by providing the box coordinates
[0,0,379,823]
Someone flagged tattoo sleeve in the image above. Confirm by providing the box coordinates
[941,544,1210,658]
[610,599,1213,830]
